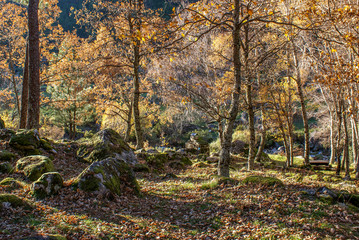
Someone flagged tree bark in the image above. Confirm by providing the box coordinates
[218,0,241,177]
[27,0,41,129]
[20,42,29,129]
[124,102,133,142]
[133,41,143,149]
[254,115,266,163]
[343,112,350,179]
[246,84,255,170]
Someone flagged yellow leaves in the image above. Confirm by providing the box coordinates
[331,49,337,53]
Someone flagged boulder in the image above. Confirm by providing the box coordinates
[10,129,41,151]
[0,150,16,162]
[16,155,54,181]
[77,128,138,165]
[133,163,150,172]
[185,134,210,153]
[0,129,15,141]
[73,157,140,196]
[0,117,4,129]
[0,162,13,173]
[0,194,32,210]
[243,175,283,187]
[32,172,63,199]
[0,177,24,190]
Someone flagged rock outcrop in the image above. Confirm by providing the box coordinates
[77,129,138,165]
[32,172,63,199]
[73,157,140,196]
[16,155,54,181]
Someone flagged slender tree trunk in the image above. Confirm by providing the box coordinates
[246,84,255,170]
[297,83,310,165]
[336,104,343,176]
[343,112,350,179]
[218,0,241,177]
[255,109,266,163]
[27,0,41,129]
[329,111,336,164]
[351,119,358,166]
[8,46,21,118]
[125,102,133,142]
[133,42,143,149]
[20,42,29,129]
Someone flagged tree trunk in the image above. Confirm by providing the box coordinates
[343,112,350,179]
[125,102,133,142]
[297,83,310,165]
[20,42,29,129]
[246,84,255,170]
[8,45,21,119]
[218,0,241,177]
[133,42,143,149]
[336,104,343,176]
[255,109,266,163]
[329,111,336,164]
[27,0,41,129]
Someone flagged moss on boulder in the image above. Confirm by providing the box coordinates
[77,129,138,165]
[0,177,25,190]
[243,175,283,187]
[16,155,54,181]
[0,162,13,173]
[0,150,16,162]
[10,129,41,151]
[0,128,15,141]
[133,163,150,172]
[32,172,63,199]
[73,157,140,196]
[0,194,32,210]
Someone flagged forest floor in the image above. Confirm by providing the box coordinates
[1,144,359,240]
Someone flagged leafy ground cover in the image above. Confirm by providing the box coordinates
[1,145,359,239]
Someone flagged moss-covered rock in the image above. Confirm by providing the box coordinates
[0,128,15,141]
[180,156,192,165]
[243,175,283,187]
[77,128,138,165]
[0,150,16,162]
[169,161,185,169]
[133,163,150,172]
[144,153,169,169]
[40,138,53,150]
[0,177,25,190]
[9,129,41,151]
[0,162,13,173]
[72,157,140,196]
[32,172,63,199]
[0,194,32,210]
[16,155,54,181]
[0,117,4,129]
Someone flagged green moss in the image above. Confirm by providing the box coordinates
[0,150,16,162]
[169,161,185,169]
[0,177,24,190]
[9,129,40,150]
[133,163,150,172]
[0,194,32,210]
[0,162,13,173]
[243,175,283,187]
[77,128,132,163]
[40,138,53,150]
[74,158,140,196]
[32,172,63,199]
[16,155,54,181]
[145,153,169,169]
[181,157,192,165]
